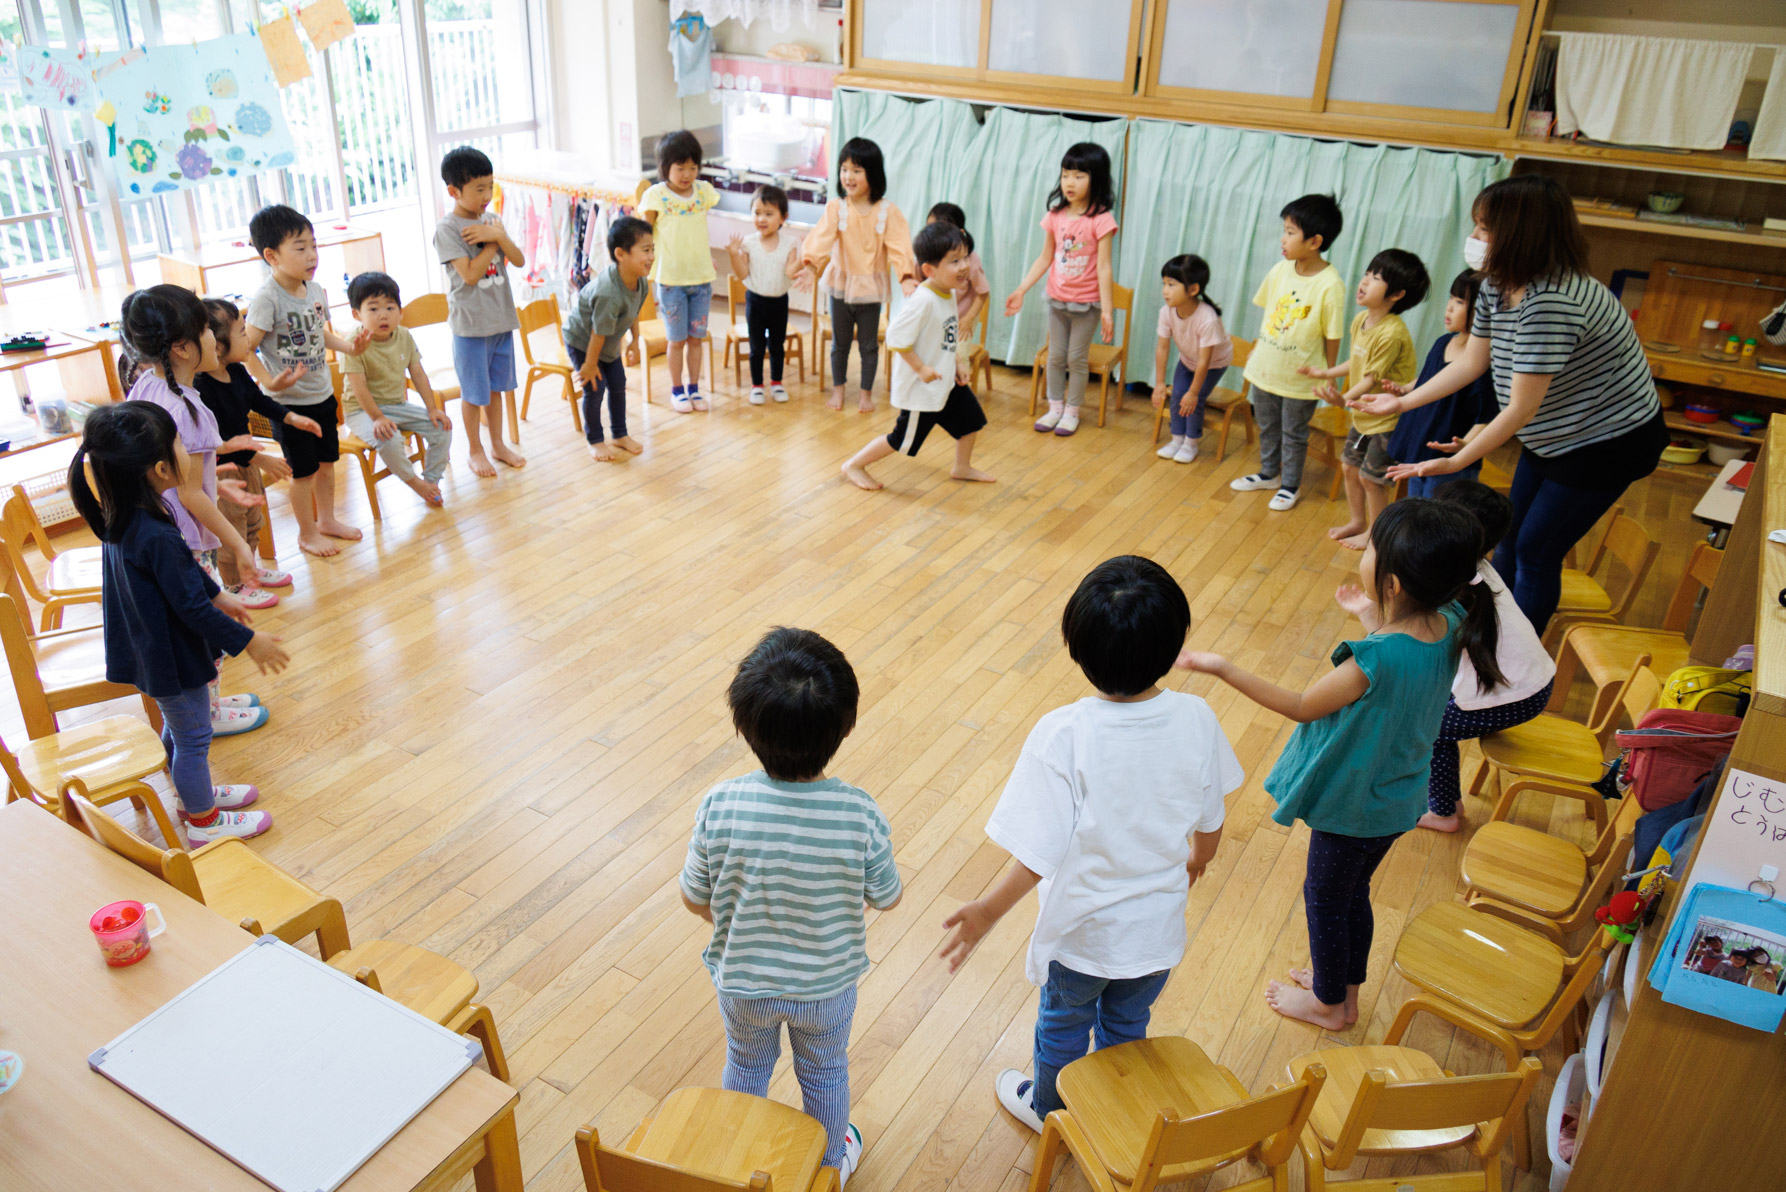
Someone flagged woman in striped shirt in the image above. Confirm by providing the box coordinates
[1357,176,1666,633]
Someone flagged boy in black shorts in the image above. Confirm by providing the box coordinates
[843,222,995,491]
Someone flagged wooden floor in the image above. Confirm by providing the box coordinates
[19,356,1711,1192]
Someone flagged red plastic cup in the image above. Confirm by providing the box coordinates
[89,900,165,967]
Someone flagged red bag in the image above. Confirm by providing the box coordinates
[1614,709,1742,811]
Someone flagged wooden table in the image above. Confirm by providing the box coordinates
[1692,456,1750,545]
[0,336,124,446]
[158,224,385,297]
[0,801,522,1192]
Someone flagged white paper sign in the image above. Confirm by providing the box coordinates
[1683,768,1786,904]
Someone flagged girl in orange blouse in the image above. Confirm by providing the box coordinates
[801,138,916,414]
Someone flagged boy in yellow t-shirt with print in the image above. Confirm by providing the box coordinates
[1231,194,1347,512]
[638,130,720,413]
[1303,248,1429,550]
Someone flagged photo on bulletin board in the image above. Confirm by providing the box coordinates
[1682,916,1786,994]
[92,33,298,197]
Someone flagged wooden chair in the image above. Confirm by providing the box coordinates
[634,288,719,405]
[1472,657,1658,796]
[957,296,993,396]
[1551,542,1721,722]
[328,939,509,1082]
[1152,336,1255,462]
[577,1087,839,1192]
[0,593,160,740]
[1287,1048,1543,1192]
[1304,405,1353,501]
[1388,901,1616,1168]
[1461,782,1644,942]
[64,783,351,959]
[1478,456,1513,494]
[1026,283,1136,427]
[331,359,427,523]
[0,487,100,630]
[815,301,884,396]
[517,294,580,434]
[1031,1036,1327,1192]
[400,292,520,442]
[722,275,807,389]
[0,719,180,848]
[1545,509,1659,647]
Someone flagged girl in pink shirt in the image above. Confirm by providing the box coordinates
[1150,255,1232,464]
[1005,143,1118,438]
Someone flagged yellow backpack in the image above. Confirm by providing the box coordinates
[1658,666,1752,717]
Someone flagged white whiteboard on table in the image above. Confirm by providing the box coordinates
[89,935,476,1192]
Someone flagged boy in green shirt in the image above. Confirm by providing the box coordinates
[339,272,453,508]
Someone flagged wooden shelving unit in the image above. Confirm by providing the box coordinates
[1664,410,1770,448]
[1509,136,1786,183]
[1577,212,1786,250]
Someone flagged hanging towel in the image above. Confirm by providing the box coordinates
[1555,33,1754,150]
[670,18,714,99]
[1750,47,1786,161]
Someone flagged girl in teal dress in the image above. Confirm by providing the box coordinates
[1179,500,1501,1030]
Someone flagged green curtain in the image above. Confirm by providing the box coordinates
[1118,120,1511,387]
[830,89,1128,366]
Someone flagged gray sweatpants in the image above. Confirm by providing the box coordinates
[1045,300,1099,408]
[1250,387,1318,491]
[346,402,451,485]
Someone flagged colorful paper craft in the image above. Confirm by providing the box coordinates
[93,34,299,197]
[257,15,312,88]
[13,45,96,109]
[299,0,357,54]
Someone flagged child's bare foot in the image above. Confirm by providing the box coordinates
[842,462,883,491]
[857,392,875,413]
[405,478,444,506]
[1419,811,1462,833]
[952,466,996,483]
[587,441,620,462]
[1265,979,1350,1029]
[827,389,845,411]
[492,443,527,469]
[317,518,361,542]
[613,435,644,455]
[468,451,497,478]
[298,532,341,558]
[1339,530,1371,551]
[1284,969,1359,1024]
[1327,521,1365,542]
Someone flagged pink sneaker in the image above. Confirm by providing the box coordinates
[185,809,272,845]
[255,567,293,589]
[230,585,280,609]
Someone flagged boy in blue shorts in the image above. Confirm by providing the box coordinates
[434,146,526,477]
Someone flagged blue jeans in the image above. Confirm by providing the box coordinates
[719,986,855,1168]
[1493,454,1627,635]
[655,282,712,344]
[155,685,215,817]
[566,342,628,444]
[1032,962,1171,1119]
[1168,361,1224,439]
[1404,464,1481,500]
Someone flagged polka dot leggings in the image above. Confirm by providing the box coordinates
[1428,681,1556,816]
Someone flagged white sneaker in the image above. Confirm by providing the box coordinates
[212,784,260,810]
[996,1069,1045,1134]
[670,392,693,413]
[836,1123,864,1187]
[1053,407,1081,437]
[770,384,789,403]
[1034,404,1064,432]
[749,387,766,405]
[185,809,272,845]
[1268,487,1302,512]
[229,584,280,610]
[1230,473,1279,492]
[211,706,269,735]
[1173,438,1200,464]
[218,694,261,709]
[1157,435,1184,459]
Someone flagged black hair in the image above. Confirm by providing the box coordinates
[607,215,653,261]
[927,201,974,253]
[1049,142,1115,217]
[1368,500,1504,694]
[1061,556,1191,697]
[247,203,313,256]
[1280,193,1343,253]
[1160,254,1222,318]
[1449,268,1483,309]
[69,400,181,543]
[201,297,238,362]
[912,221,966,272]
[119,285,209,414]
[1367,248,1430,314]
[440,145,494,190]
[348,271,403,311]
[836,137,887,204]
[655,130,703,180]
[727,627,860,782]
[753,184,789,219]
[1433,479,1512,556]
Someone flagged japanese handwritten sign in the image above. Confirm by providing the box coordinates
[1683,768,1786,906]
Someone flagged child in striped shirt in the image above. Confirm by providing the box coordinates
[681,627,902,1186]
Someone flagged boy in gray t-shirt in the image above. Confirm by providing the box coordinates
[564,216,654,462]
[434,146,526,478]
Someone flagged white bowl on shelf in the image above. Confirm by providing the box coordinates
[1706,441,1752,466]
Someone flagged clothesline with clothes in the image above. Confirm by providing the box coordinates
[494,167,642,310]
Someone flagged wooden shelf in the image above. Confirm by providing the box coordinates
[1578,212,1786,250]
[1664,410,1768,447]
[1510,137,1786,183]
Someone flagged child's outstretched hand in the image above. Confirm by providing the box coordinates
[1427,437,1465,454]
[1003,291,1024,318]
[285,412,323,436]
[939,901,996,973]
[266,363,307,393]
[1313,381,1341,405]
[345,326,373,356]
[1296,363,1319,378]
[217,433,260,456]
[1349,391,1402,416]
[213,590,252,626]
[255,453,293,483]
[1380,379,1413,396]
[1175,649,1226,675]
[245,631,290,675]
[217,477,265,508]
[1334,583,1374,619]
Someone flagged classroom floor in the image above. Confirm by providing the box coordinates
[23,354,1711,1192]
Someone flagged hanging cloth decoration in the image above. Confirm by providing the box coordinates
[298,0,357,55]
[669,14,713,99]
[1748,46,1786,162]
[1554,33,1753,150]
[258,14,312,87]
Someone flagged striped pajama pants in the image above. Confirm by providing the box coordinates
[719,985,856,1167]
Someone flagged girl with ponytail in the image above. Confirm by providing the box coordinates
[1178,497,1496,1031]
[70,402,290,845]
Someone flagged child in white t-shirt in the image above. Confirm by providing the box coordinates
[939,556,1244,1134]
[842,222,994,492]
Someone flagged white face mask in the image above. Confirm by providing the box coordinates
[1463,235,1489,271]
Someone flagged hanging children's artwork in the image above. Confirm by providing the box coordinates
[298,0,357,55]
[93,34,299,197]
[257,15,312,88]
[11,45,98,109]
